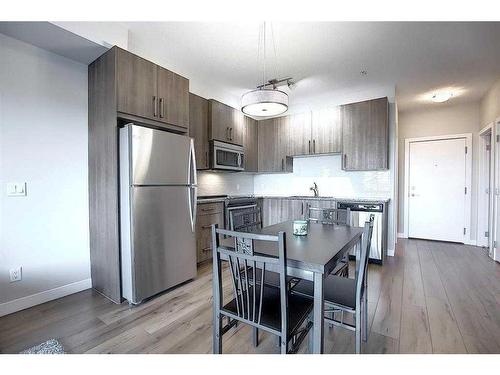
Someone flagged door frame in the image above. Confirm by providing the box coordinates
[403,133,473,243]
[477,124,494,248]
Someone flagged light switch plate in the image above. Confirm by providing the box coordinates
[6,182,27,197]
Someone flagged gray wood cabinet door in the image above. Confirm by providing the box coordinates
[258,118,279,172]
[258,117,292,173]
[243,116,258,172]
[157,67,189,129]
[208,100,232,143]
[116,48,158,120]
[287,112,312,156]
[262,198,283,227]
[342,97,388,171]
[208,100,243,145]
[231,109,244,146]
[189,93,209,169]
[311,107,342,154]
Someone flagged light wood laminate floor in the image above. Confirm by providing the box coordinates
[1,239,499,354]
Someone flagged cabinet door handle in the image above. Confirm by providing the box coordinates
[226,127,230,140]
[205,151,208,167]
[281,158,284,171]
[343,154,347,167]
[313,139,316,153]
[202,246,212,252]
[159,98,164,118]
[308,140,311,154]
[153,96,157,117]
[230,127,233,141]
[201,207,216,212]
[201,224,214,229]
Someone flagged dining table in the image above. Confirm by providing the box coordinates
[219,220,364,354]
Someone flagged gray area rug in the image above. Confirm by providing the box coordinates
[20,339,65,354]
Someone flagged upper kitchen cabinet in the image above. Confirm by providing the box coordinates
[287,112,312,156]
[189,93,209,169]
[311,107,342,154]
[116,48,157,120]
[115,47,189,130]
[341,97,389,171]
[157,67,189,128]
[243,115,258,172]
[258,117,292,173]
[208,100,244,145]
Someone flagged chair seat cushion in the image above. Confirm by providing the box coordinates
[292,275,356,310]
[223,285,313,334]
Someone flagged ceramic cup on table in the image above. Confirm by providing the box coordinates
[293,220,308,236]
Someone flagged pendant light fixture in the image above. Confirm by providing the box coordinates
[241,22,289,117]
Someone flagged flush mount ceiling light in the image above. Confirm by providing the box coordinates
[241,22,290,117]
[431,91,453,103]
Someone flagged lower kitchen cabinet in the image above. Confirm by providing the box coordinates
[196,202,224,263]
[261,198,337,227]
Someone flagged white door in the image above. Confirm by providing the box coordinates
[493,123,500,261]
[408,138,466,242]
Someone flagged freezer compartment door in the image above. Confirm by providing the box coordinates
[129,124,193,185]
[131,186,197,303]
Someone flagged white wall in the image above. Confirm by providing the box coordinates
[0,33,90,316]
[480,76,500,126]
[397,102,481,243]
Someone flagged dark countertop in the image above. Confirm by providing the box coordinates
[198,195,390,204]
[220,220,364,274]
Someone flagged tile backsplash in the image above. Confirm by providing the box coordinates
[253,154,391,199]
[197,171,254,197]
[198,154,391,199]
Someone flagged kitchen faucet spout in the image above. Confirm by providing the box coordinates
[310,182,319,197]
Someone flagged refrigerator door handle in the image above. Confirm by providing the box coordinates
[188,185,197,233]
[189,138,197,186]
[188,138,197,232]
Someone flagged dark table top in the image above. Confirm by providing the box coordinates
[222,221,364,275]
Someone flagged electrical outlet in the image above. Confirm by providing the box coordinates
[9,267,22,282]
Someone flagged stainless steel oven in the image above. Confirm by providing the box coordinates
[210,140,244,171]
[224,196,259,231]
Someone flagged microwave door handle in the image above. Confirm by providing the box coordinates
[237,153,242,167]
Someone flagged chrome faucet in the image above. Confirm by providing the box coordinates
[310,182,319,197]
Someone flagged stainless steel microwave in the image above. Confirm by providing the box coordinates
[210,140,244,171]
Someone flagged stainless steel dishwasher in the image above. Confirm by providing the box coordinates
[337,201,388,264]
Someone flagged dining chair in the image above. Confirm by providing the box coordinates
[211,224,313,354]
[306,206,352,278]
[292,214,375,354]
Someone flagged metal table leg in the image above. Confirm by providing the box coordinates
[312,271,324,354]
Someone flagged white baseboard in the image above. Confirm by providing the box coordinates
[0,278,92,318]
[397,232,406,238]
[387,248,395,256]
[464,239,477,246]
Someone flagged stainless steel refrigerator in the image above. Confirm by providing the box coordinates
[119,124,197,304]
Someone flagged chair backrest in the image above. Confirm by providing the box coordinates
[307,206,351,226]
[355,214,375,298]
[229,206,262,233]
[211,224,288,338]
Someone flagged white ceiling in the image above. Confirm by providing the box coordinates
[122,22,500,113]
